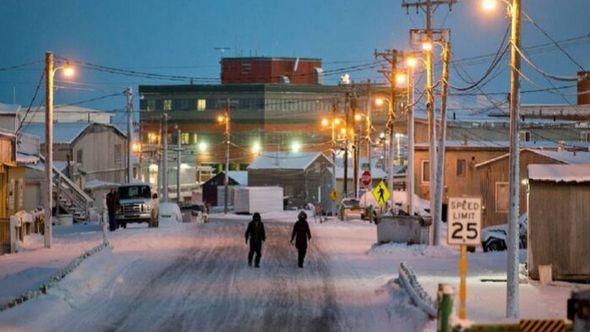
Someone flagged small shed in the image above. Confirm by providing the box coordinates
[527,163,590,282]
[247,152,333,209]
[202,172,240,207]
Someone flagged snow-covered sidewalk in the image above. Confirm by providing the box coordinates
[0,223,104,305]
[313,218,589,326]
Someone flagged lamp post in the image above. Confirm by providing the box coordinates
[405,56,417,216]
[482,0,522,318]
[374,97,395,210]
[44,52,74,248]
[321,109,343,216]
[217,103,231,214]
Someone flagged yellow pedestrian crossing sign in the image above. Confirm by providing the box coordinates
[372,181,390,207]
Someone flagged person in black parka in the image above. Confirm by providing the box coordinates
[291,211,312,268]
[245,212,266,268]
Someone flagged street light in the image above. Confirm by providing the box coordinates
[198,141,208,153]
[251,141,262,155]
[406,57,418,68]
[44,52,75,248]
[482,0,498,11]
[422,41,433,51]
[395,72,408,87]
[321,118,330,127]
[291,141,302,153]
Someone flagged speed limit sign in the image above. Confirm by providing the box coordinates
[447,197,482,246]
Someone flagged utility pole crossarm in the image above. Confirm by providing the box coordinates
[401,0,458,9]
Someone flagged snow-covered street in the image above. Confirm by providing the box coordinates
[0,215,427,332]
[1,212,585,331]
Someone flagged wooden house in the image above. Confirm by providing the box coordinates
[247,152,333,209]
[475,149,590,227]
[527,164,590,282]
[0,130,26,253]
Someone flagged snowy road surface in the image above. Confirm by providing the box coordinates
[0,216,427,332]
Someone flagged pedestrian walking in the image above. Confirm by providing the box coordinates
[106,188,118,231]
[290,211,312,268]
[245,212,266,268]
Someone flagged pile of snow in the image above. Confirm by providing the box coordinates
[370,242,456,258]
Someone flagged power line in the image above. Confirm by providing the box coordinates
[16,71,45,134]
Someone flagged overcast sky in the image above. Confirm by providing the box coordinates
[0,0,588,124]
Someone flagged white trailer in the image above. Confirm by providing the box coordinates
[234,187,283,214]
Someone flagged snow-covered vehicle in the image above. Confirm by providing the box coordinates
[115,183,157,227]
[481,213,527,252]
[158,203,182,223]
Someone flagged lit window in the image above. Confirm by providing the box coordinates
[197,99,207,111]
[456,159,466,177]
[147,132,158,144]
[421,160,430,183]
[181,133,190,145]
[495,182,509,213]
[193,133,198,144]
[163,99,172,111]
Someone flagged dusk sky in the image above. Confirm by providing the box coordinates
[1,0,588,125]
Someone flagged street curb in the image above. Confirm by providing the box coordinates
[0,240,112,312]
[398,261,438,318]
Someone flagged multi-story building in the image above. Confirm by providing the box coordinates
[138,57,391,191]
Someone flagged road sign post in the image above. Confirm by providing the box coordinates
[447,197,482,320]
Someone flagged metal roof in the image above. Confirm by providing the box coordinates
[20,122,126,144]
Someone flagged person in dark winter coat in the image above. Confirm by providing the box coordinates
[291,211,312,268]
[106,189,118,231]
[245,212,266,267]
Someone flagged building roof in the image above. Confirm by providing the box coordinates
[247,152,331,170]
[228,171,248,185]
[417,140,590,151]
[475,148,590,168]
[16,152,39,165]
[22,105,113,124]
[528,164,590,183]
[20,122,126,144]
[0,102,21,114]
[221,57,321,62]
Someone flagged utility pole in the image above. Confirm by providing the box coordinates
[507,0,522,319]
[406,62,415,216]
[223,99,231,214]
[375,48,400,211]
[351,91,359,198]
[343,93,349,198]
[44,52,53,248]
[162,113,169,202]
[176,129,182,204]
[434,41,451,235]
[126,87,133,183]
[366,80,372,172]
[402,0,456,245]
[331,102,337,216]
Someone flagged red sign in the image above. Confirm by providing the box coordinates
[361,170,372,187]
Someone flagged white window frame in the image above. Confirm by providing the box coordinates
[519,130,531,142]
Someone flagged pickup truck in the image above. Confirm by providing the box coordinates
[115,183,158,228]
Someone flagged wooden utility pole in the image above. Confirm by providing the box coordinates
[506,0,522,319]
[406,62,415,216]
[351,91,359,198]
[223,99,231,214]
[126,87,133,183]
[343,92,349,198]
[162,113,169,202]
[44,52,54,248]
[402,0,456,245]
[375,49,400,210]
[434,41,451,240]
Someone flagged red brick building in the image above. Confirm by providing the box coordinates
[221,57,322,85]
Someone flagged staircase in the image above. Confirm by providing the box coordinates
[39,156,95,222]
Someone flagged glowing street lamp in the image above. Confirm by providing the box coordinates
[422,41,433,52]
[198,141,208,153]
[395,72,408,87]
[291,141,302,153]
[482,0,498,11]
[406,57,417,68]
[251,142,262,155]
[374,97,385,107]
[321,118,330,127]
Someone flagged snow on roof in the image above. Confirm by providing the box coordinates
[85,179,120,190]
[228,171,248,185]
[476,149,590,168]
[418,140,590,151]
[0,102,21,114]
[20,122,126,144]
[528,164,590,183]
[247,152,330,170]
[16,152,39,165]
[22,105,113,124]
[26,160,68,173]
